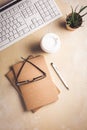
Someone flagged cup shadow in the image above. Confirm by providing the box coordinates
[30,42,43,53]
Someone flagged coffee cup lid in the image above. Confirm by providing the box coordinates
[40,33,61,53]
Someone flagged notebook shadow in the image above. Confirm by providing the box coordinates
[5,74,28,112]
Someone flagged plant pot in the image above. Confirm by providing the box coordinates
[65,13,82,31]
[66,24,77,31]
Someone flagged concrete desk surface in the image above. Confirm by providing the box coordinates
[0,0,87,130]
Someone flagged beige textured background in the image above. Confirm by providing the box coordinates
[0,0,12,7]
[0,0,87,130]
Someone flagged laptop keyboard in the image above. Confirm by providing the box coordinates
[0,0,62,51]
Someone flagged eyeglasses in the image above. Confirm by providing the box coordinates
[12,55,46,87]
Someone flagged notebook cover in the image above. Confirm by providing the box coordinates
[6,55,60,111]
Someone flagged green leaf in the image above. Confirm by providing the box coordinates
[74,5,79,12]
[78,6,87,14]
[81,12,87,17]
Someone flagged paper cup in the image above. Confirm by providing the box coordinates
[40,33,61,53]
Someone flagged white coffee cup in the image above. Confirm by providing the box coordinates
[40,33,61,53]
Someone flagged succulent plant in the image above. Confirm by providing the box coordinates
[66,5,87,28]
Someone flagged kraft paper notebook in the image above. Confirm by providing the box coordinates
[6,55,60,112]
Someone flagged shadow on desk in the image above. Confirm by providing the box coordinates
[57,18,66,30]
[29,42,43,54]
